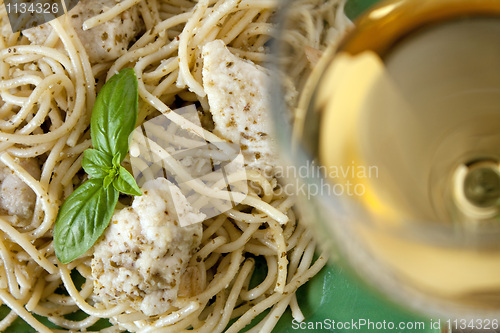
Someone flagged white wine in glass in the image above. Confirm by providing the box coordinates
[282,0,500,320]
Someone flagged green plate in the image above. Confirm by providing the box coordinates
[345,0,383,20]
[272,265,440,333]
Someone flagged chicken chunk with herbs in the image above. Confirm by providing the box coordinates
[202,40,278,175]
[91,178,203,316]
[0,158,40,225]
[23,0,143,63]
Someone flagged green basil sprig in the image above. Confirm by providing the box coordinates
[54,68,141,264]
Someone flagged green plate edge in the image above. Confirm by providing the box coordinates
[272,264,440,333]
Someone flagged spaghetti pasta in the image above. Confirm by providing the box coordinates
[0,0,350,331]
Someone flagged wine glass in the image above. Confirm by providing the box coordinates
[271,0,500,322]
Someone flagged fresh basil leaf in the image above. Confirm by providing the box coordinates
[81,149,112,179]
[54,178,119,264]
[90,68,138,161]
[103,172,116,189]
[112,153,122,167]
[54,69,140,264]
[113,166,142,196]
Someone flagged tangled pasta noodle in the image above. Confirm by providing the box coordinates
[0,0,349,332]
